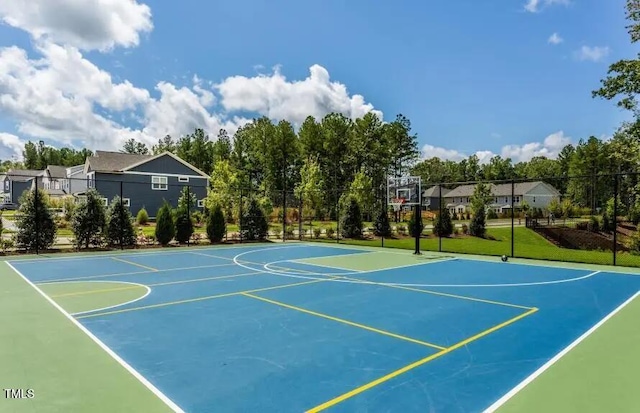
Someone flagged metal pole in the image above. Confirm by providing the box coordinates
[511,179,515,258]
[282,171,286,243]
[239,187,243,243]
[438,184,442,253]
[187,185,191,247]
[298,193,302,241]
[414,204,421,255]
[120,181,124,250]
[35,175,39,255]
[336,188,340,244]
[613,173,618,266]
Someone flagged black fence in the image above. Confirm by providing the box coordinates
[2,172,640,267]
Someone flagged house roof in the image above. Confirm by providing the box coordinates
[444,181,559,198]
[422,185,451,198]
[46,165,68,179]
[86,151,154,173]
[6,169,43,182]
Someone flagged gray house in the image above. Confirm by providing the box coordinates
[83,151,209,217]
[66,164,87,195]
[42,165,71,199]
[421,185,451,211]
[3,169,44,204]
[442,181,561,215]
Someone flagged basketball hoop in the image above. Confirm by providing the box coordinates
[390,197,406,212]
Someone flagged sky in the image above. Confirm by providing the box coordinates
[0,0,634,164]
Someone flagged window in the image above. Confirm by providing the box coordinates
[197,199,205,208]
[152,176,168,190]
[4,181,8,191]
[533,197,536,202]
[87,172,95,189]
[122,198,130,207]
[101,198,108,206]
[178,176,189,183]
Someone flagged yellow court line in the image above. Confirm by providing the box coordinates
[340,276,534,311]
[305,307,539,413]
[51,284,144,298]
[242,293,446,351]
[112,257,158,272]
[76,278,329,319]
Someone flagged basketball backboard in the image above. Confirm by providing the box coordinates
[387,176,421,206]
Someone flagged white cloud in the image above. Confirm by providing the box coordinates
[524,0,570,13]
[216,64,383,126]
[421,145,496,164]
[0,133,25,160]
[575,46,610,62]
[0,0,153,51]
[501,131,571,162]
[548,32,563,45]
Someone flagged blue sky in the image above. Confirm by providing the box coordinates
[0,0,633,163]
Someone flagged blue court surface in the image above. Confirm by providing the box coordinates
[10,243,640,412]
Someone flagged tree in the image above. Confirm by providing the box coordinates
[241,199,268,241]
[294,157,324,221]
[207,204,226,243]
[206,160,239,223]
[152,135,176,155]
[137,207,149,225]
[212,129,232,165]
[16,189,56,251]
[106,196,136,247]
[340,197,363,239]
[177,186,197,212]
[433,209,453,237]
[374,207,392,237]
[121,138,149,155]
[71,189,107,249]
[155,202,175,245]
[384,114,420,178]
[174,207,194,244]
[347,168,375,221]
[469,183,492,237]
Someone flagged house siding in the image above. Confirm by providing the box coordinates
[522,183,558,209]
[68,170,87,195]
[128,155,203,176]
[11,181,32,204]
[94,172,207,217]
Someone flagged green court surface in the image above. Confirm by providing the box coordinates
[495,294,640,413]
[296,249,443,272]
[0,264,173,413]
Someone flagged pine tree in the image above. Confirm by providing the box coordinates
[374,207,392,237]
[433,209,453,236]
[207,204,226,243]
[71,189,107,249]
[106,196,136,247]
[340,197,363,239]
[408,208,424,238]
[16,189,56,251]
[155,202,175,245]
[175,207,194,244]
[469,208,486,237]
[240,199,268,241]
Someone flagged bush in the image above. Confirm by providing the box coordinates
[106,196,136,247]
[240,199,268,241]
[1,238,14,253]
[628,204,640,226]
[588,216,600,233]
[630,231,640,255]
[191,211,203,226]
[469,207,486,238]
[461,223,469,234]
[326,227,335,239]
[408,211,424,238]
[340,197,363,239]
[137,207,149,225]
[602,213,611,233]
[207,204,226,243]
[16,190,56,252]
[453,227,460,235]
[63,197,75,221]
[487,209,498,219]
[313,227,322,239]
[71,189,107,249]
[374,208,392,237]
[433,209,453,237]
[155,202,175,246]
[174,208,194,244]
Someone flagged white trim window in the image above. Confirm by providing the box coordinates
[178,176,189,183]
[122,198,131,207]
[197,199,205,208]
[152,176,168,190]
[101,198,108,206]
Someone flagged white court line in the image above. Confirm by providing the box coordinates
[5,262,184,412]
[484,290,640,412]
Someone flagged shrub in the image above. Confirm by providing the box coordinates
[588,216,600,233]
[206,204,226,243]
[106,196,136,247]
[191,211,204,226]
[71,189,107,249]
[340,197,363,239]
[1,238,14,253]
[240,199,268,241]
[628,204,640,226]
[16,189,56,252]
[602,214,611,233]
[630,230,640,255]
[397,225,407,235]
[326,227,335,239]
[63,197,76,221]
[374,208,392,237]
[433,209,453,237]
[487,209,498,219]
[469,207,486,238]
[453,227,460,235]
[155,202,175,246]
[461,223,469,235]
[313,227,322,239]
[174,207,194,244]
[408,211,424,238]
[137,207,149,225]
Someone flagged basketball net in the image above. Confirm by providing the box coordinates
[390,197,406,212]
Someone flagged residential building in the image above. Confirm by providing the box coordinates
[82,151,208,217]
[440,181,561,215]
[2,169,44,204]
[42,165,72,199]
[66,164,87,195]
[421,185,451,211]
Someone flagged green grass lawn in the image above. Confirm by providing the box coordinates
[312,226,640,267]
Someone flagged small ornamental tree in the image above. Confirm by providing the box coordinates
[174,207,194,244]
[155,202,175,246]
[469,183,491,238]
[207,203,226,243]
[137,207,149,225]
[16,189,56,251]
[470,207,486,237]
[106,196,136,247]
[71,189,107,249]
[374,207,392,237]
[408,208,424,238]
[240,199,268,241]
[340,197,363,239]
[433,208,453,237]
[178,186,197,211]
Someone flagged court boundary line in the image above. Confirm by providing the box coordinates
[483,290,640,413]
[306,306,539,412]
[46,280,150,299]
[112,256,159,272]
[5,262,185,413]
[242,292,446,351]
